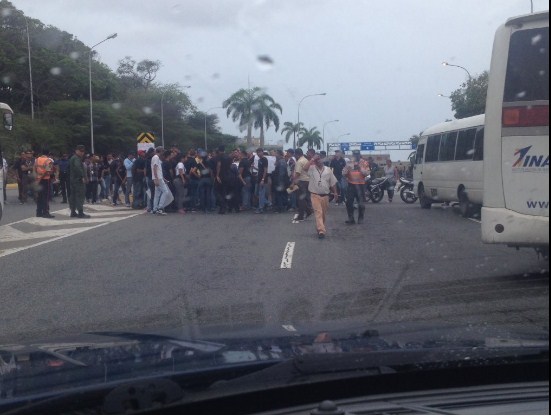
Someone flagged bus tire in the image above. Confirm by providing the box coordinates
[418,184,432,209]
[459,189,474,218]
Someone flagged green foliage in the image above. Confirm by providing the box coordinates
[281,121,304,147]
[449,71,488,119]
[0,0,233,164]
[298,126,323,150]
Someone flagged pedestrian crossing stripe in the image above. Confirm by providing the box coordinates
[0,206,141,259]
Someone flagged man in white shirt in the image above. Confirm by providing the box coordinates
[151,147,168,216]
[123,152,135,207]
[303,153,338,239]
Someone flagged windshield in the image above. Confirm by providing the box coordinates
[0,0,548,412]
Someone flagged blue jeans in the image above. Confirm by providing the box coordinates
[197,177,213,211]
[153,180,169,212]
[241,176,252,209]
[257,183,268,210]
[124,177,133,205]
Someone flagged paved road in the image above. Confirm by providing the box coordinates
[0,187,548,343]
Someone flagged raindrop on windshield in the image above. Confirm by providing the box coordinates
[531,34,543,45]
[142,106,153,115]
[1,76,10,84]
[1,8,12,17]
[50,67,62,76]
[257,55,274,71]
[212,73,220,79]
[516,91,527,99]
[112,103,122,110]
[70,51,80,60]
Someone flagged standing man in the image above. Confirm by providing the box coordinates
[123,152,135,207]
[293,148,314,222]
[254,148,269,214]
[330,150,347,205]
[151,146,169,216]
[68,145,90,218]
[2,156,7,204]
[303,154,338,239]
[34,148,55,218]
[57,153,70,204]
[343,150,369,225]
[214,146,232,214]
[132,150,147,209]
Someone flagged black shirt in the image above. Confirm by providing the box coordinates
[238,158,251,178]
[257,156,268,183]
[216,153,233,178]
[133,157,146,181]
[330,157,347,180]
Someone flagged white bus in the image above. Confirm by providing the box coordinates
[482,11,549,256]
[413,114,485,217]
[0,102,14,223]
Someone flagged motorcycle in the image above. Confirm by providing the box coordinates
[398,177,418,204]
[364,175,387,203]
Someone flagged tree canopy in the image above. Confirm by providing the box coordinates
[449,71,488,119]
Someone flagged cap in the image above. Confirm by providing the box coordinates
[76,145,86,152]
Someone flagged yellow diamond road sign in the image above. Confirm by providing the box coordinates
[137,132,155,144]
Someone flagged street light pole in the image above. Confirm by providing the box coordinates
[89,33,117,154]
[438,93,450,98]
[204,106,223,152]
[337,133,351,142]
[322,119,339,144]
[23,15,34,120]
[296,93,326,149]
[442,61,472,80]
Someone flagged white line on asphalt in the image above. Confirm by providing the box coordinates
[282,325,297,332]
[469,218,482,224]
[280,242,295,269]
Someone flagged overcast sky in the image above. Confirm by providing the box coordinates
[10,0,549,159]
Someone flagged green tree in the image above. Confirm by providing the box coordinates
[116,56,162,93]
[298,126,323,150]
[449,71,488,119]
[253,96,282,148]
[223,87,282,148]
[281,121,304,147]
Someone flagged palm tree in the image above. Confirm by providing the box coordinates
[223,87,282,148]
[253,96,282,148]
[298,126,323,150]
[281,121,305,148]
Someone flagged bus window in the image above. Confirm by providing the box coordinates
[504,27,549,103]
[455,128,477,161]
[425,134,441,162]
[474,128,484,161]
[439,131,458,162]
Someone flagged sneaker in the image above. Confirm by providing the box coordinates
[254,209,264,214]
[318,232,326,240]
[126,203,131,208]
[77,213,91,219]
[154,210,168,216]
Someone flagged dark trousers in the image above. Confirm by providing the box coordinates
[86,181,98,203]
[69,181,85,215]
[59,173,69,202]
[296,180,312,219]
[346,183,366,221]
[36,178,51,216]
[197,177,213,211]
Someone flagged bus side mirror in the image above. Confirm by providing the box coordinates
[3,113,13,131]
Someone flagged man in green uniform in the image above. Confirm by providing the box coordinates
[68,145,90,219]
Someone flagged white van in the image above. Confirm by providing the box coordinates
[413,114,485,217]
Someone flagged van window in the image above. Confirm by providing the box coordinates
[415,144,425,165]
[425,134,441,162]
[455,128,477,161]
[504,27,549,102]
[439,131,458,161]
[474,128,484,161]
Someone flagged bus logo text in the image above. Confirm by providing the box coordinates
[513,146,549,173]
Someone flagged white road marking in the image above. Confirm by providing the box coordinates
[0,208,141,259]
[469,218,482,224]
[282,325,297,332]
[280,242,295,269]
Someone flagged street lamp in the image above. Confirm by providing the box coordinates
[337,133,351,142]
[438,93,450,98]
[322,119,339,144]
[442,61,472,80]
[204,106,223,151]
[296,92,326,149]
[89,33,117,154]
[161,85,190,148]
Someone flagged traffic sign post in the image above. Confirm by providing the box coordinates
[137,132,155,153]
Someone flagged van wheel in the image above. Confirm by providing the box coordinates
[418,185,432,209]
[459,190,474,218]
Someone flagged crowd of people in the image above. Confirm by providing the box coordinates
[5,144,406,238]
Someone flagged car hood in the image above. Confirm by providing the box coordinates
[0,320,548,403]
